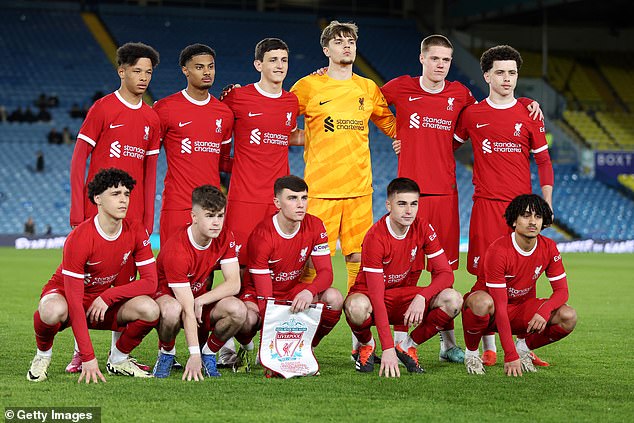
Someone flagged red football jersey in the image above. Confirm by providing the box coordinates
[50,216,156,361]
[154,90,234,212]
[352,214,452,350]
[222,83,298,204]
[477,232,568,361]
[247,213,330,296]
[381,77,475,194]
[454,98,549,201]
[71,91,160,225]
[157,225,238,298]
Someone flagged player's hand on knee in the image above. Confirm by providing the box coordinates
[392,138,401,155]
[183,354,204,382]
[404,294,426,327]
[86,296,108,323]
[78,358,106,384]
[291,290,313,313]
[379,348,401,378]
[504,359,523,377]
[527,313,547,333]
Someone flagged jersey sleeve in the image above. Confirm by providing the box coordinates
[453,107,470,144]
[483,244,518,362]
[538,242,569,320]
[418,223,454,299]
[247,227,274,307]
[528,118,554,187]
[220,231,239,265]
[380,77,399,105]
[76,102,105,149]
[162,248,193,290]
[152,100,170,144]
[369,82,396,138]
[305,219,332,295]
[99,224,157,305]
[361,233,394,351]
[60,230,95,362]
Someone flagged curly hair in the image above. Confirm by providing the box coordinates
[117,42,160,68]
[87,168,136,205]
[504,194,553,229]
[480,45,522,73]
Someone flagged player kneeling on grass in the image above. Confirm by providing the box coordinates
[234,175,343,373]
[28,168,159,383]
[152,185,246,380]
[345,177,461,377]
[461,194,577,376]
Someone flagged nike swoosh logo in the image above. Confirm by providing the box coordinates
[408,96,423,101]
[476,123,490,128]
[187,273,195,277]
[109,124,124,129]
[129,276,135,282]
[28,371,43,380]
[448,259,458,265]
[248,112,263,117]
[268,259,282,264]
[179,121,192,127]
[505,275,515,278]
[319,100,332,105]
[86,261,102,266]
[382,260,391,265]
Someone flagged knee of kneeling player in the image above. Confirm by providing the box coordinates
[160,300,183,324]
[224,298,248,324]
[556,305,577,330]
[139,299,160,321]
[321,288,344,310]
[438,288,463,317]
[344,297,369,324]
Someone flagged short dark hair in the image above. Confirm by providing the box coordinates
[387,177,420,198]
[255,38,289,61]
[320,20,358,48]
[504,194,553,229]
[480,45,522,73]
[421,34,453,54]
[87,168,136,205]
[274,175,308,197]
[192,185,226,213]
[116,42,160,68]
[179,43,216,67]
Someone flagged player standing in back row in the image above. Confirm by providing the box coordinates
[66,42,161,373]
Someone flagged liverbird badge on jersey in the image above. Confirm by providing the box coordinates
[260,300,323,378]
[447,97,455,111]
[215,118,222,133]
[514,123,523,136]
[143,126,150,141]
[285,112,292,127]
[358,97,365,111]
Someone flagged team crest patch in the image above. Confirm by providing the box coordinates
[143,126,150,141]
[260,300,323,378]
[358,97,365,110]
[285,112,292,126]
[447,97,454,111]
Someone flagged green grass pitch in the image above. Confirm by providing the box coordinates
[1,248,632,422]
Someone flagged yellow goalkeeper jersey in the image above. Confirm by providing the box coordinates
[291,73,396,198]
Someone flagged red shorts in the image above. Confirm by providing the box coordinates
[225,200,278,266]
[154,290,219,332]
[40,282,124,331]
[467,198,511,276]
[351,286,430,326]
[160,209,192,247]
[419,193,460,270]
[464,290,547,334]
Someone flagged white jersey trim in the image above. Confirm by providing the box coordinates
[115,90,143,110]
[220,257,239,264]
[531,144,549,154]
[419,76,445,94]
[485,97,517,110]
[181,89,211,106]
[188,226,211,251]
[273,214,300,239]
[511,232,538,256]
[221,138,232,144]
[93,215,122,241]
[453,133,466,143]
[62,269,87,279]
[254,82,283,99]
[548,273,567,282]
[136,257,156,267]
[385,216,409,240]
[146,149,160,156]
[363,267,383,273]
[486,282,506,288]
[168,282,191,288]
[250,268,272,275]
[77,133,96,147]
[426,249,444,259]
